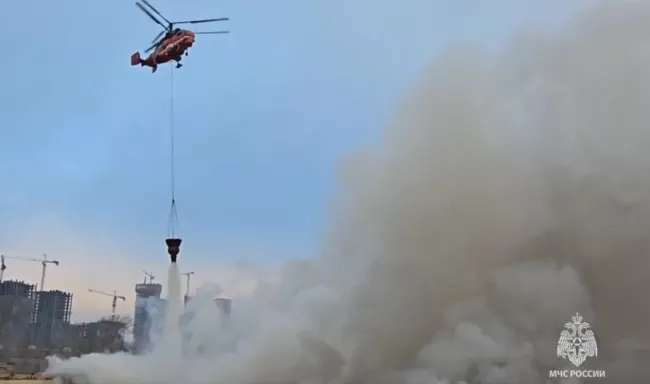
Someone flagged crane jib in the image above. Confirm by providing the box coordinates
[0,254,59,291]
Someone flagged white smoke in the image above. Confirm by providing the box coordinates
[45,1,650,383]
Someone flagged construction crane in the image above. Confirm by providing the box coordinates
[2,254,59,291]
[88,289,126,315]
[143,270,155,284]
[0,255,5,283]
[180,272,194,297]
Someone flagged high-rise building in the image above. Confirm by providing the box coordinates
[85,319,126,353]
[33,290,72,323]
[0,280,36,298]
[213,298,232,316]
[178,297,231,353]
[33,290,73,347]
[182,296,232,316]
[0,280,36,348]
[133,283,162,352]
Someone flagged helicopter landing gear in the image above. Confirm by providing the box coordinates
[173,56,183,69]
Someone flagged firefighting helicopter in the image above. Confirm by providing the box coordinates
[131,0,229,72]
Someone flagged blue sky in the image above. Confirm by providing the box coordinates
[0,0,586,320]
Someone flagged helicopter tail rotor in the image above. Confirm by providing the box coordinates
[131,52,142,66]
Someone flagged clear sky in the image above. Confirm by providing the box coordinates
[0,0,586,321]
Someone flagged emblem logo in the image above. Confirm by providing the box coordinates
[557,313,598,367]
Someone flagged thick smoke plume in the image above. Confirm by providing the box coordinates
[46,2,650,383]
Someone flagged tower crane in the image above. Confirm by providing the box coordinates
[180,272,194,297]
[88,289,126,315]
[143,270,155,284]
[1,254,59,291]
[0,255,6,283]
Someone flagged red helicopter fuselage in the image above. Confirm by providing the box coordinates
[131,29,196,72]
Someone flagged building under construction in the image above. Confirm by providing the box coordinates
[32,290,73,347]
[182,296,232,316]
[133,283,163,353]
[213,298,232,316]
[0,280,36,298]
[67,319,126,354]
[0,280,36,349]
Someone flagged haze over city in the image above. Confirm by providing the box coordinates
[2,0,650,383]
[1,1,587,322]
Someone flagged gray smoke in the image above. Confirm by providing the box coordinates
[46,1,650,383]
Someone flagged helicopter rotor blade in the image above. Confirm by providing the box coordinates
[136,2,169,30]
[151,30,165,44]
[140,0,173,27]
[194,31,229,34]
[172,17,229,25]
[145,43,158,53]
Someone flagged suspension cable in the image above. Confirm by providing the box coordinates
[168,66,179,238]
[170,66,176,202]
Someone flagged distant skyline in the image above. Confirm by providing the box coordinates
[0,0,587,322]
